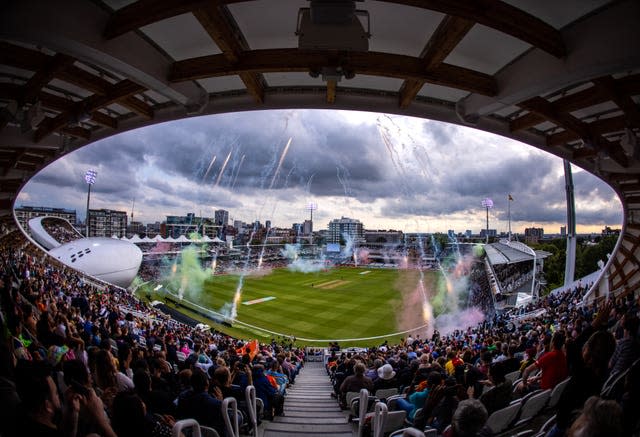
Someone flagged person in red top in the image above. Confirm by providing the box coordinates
[517,331,567,394]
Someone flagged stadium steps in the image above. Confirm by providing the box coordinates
[262,361,353,437]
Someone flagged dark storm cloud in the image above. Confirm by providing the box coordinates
[18,109,621,229]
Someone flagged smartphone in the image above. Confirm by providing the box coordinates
[69,379,90,397]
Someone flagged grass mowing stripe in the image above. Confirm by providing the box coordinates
[156,267,438,345]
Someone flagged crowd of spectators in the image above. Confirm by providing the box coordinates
[0,229,303,437]
[1,220,639,437]
[326,281,640,436]
[41,217,82,245]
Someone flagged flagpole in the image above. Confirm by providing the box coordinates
[508,195,512,242]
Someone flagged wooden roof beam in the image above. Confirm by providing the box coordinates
[326,79,337,104]
[521,96,629,167]
[399,15,474,108]
[170,49,497,97]
[119,96,153,119]
[592,76,640,127]
[0,42,114,96]
[22,53,75,104]
[386,0,565,57]
[57,66,113,96]
[34,79,145,142]
[60,126,91,140]
[104,0,213,39]
[194,5,265,103]
[90,111,118,129]
[103,0,565,58]
[547,115,628,147]
[510,73,640,132]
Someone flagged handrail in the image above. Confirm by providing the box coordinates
[373,402,388,437]
[245,385,259,437]
[222,397,240,437]
[172,418,202,437]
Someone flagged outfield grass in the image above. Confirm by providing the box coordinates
[144,266,441,346]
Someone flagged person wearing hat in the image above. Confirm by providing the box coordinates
[373,363,398,393]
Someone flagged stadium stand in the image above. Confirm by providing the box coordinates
[1,216,639,437]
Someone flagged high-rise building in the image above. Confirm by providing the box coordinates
[524,227,544,244]
[265,220,271,229]
[88,209,127,238]
[328,217,364,244]
[560,226,566,237]
[14,206,77,231]
[480,229,497,239]
[303,219,312,235]
[214,209,229,227]
[165,213,218,238]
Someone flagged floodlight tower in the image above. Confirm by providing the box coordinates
[84,169,97,237]
[481,197,493,244]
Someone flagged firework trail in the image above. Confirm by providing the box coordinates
[231,154,246,189]
[269,137,292,189]
[335,165,352,197]
[215,150,233,187]
[202,154,217,182]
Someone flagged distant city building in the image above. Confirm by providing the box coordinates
[465,230,473,238]
[328,217,364,244]
[303,219,312,235]
[364,230,403,247]
[233,220,244,230]
[524,227,544,244]
[146,222,161,236]
[480,229,497,239]
[560,226,566,237]
[265,220,271,229]
[214,209,229,227]
[266,227,296,244]
[164,213,218,238]
[15,206,77,231]
[88,209,127,238]
[127,221,145,236]
[602,226,620,237]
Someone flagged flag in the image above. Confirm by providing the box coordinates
[237,339,259,360]
[508,194,514,201]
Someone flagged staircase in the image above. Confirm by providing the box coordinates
[263,361,353,437]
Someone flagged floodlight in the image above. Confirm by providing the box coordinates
[481,198,493,209]
[85,169,97,185]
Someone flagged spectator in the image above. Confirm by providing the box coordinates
[111,390,173,437]
[339,362,373,404]
[517,331,567,395]
[396,371,443,423]
[252,364,283,420]
[133,370,175,417]
[373,363,398,393]
[176,368,226,435]
[443,398,490,437]
[478,363,512,415]
[567,396,623,437]
[610,315,640,376]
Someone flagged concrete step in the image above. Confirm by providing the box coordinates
[262,422,353,434]
[273,416,349,425]
[263,431,352,437]
[282,410,348,419]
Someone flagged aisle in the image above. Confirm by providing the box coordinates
[262,361,353,437]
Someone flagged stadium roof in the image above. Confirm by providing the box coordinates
[486,241,551,265]
[0,0,639,296]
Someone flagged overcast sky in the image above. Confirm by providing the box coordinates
[18,109,622,234]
